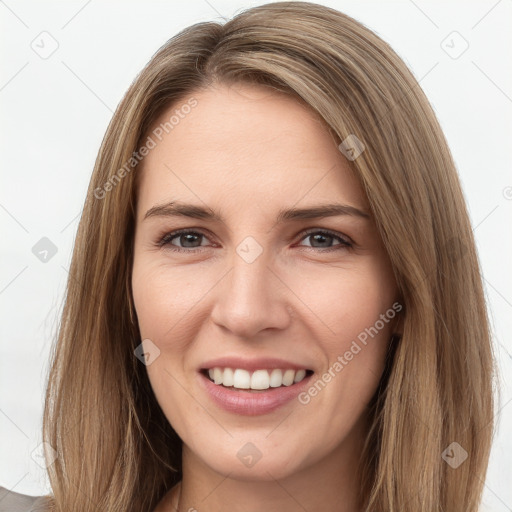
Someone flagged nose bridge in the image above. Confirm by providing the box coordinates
[210,237,291,336]
[228,239,276,308]
[231,241,272,297]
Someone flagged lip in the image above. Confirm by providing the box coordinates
[198,369,314,416]
[199,356,313,372]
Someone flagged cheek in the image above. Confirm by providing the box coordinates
[294,261,396,346]
[131,260,204,413]
[295,260,396,409]
[132,259,212,344]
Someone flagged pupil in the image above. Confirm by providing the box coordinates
[177,233,333,249]
[182,234,199,247]
[312,234,331,247]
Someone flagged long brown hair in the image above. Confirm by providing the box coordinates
[42,2,496,510]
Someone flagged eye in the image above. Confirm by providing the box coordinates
[158,229,212,252]
[156,228,353,253]
[296,229,353,252]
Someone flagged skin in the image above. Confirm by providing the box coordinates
[131,82,400,512]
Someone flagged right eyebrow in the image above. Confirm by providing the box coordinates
[143,202,222,222]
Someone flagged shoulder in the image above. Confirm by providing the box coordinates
[0,486,51,512]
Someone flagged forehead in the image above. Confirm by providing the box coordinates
[135,83,368,220]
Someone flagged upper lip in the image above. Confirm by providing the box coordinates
[199,357,314,373]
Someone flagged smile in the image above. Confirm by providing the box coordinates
[199,368,315,415]
[204,367,313,390]
[203,367,312,391]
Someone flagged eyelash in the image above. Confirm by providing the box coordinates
[156,228,353,253]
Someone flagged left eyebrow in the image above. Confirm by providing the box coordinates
[275,203,370,222]
[143,201,371,223]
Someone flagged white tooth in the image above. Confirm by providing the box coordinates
[282,369,295,386]
[223,368,234,387]
[210,367,307,388]
[251,370,270,390]
[213,367,223,385]
[269,369,283,387]
[294,369,306,383]
[233,369,251,389]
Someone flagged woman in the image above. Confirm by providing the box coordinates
[1,2,495,511]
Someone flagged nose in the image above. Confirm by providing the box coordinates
[209,248,292,339]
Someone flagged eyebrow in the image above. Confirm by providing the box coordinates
[143,201,371,223]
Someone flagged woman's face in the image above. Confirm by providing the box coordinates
[132,82,399,481]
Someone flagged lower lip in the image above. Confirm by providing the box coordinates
[198,371,314,416]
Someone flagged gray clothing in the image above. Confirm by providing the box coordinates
[0,486,50,511]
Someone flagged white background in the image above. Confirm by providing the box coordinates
[1,0,511,509]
